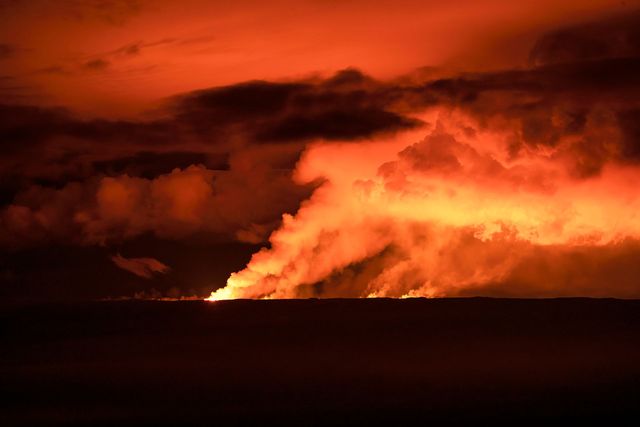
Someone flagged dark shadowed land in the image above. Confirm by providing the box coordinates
[2,298,640,425]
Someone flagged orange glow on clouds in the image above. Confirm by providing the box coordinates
[3,1,640,301]
[0,0,631,117]
[208,109,640,300]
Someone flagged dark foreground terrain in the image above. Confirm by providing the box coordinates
[2,298,640,425]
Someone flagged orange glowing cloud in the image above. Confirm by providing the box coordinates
[208,108,640,300]
[0,163,311,248]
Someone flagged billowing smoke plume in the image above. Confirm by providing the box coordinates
[209,109,640,300]
[206,11,640,300]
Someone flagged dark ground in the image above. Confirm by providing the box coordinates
[2,298,640,425]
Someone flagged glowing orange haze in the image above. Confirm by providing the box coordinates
[208,109,640,300]
[0,0,629,117]
[2,1,638,300]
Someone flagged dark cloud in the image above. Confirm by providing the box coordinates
[256,108,418,142]
[529,11,640,66]
[92,151,224,178]
[1,67,420,156]
[0,105,181,203]
[174,69,422,142]
[116,42,141,56]
[616,108,640,160]
[83,58,110,70]
[0,68,425,206]
[92,38,176,65]
[0,104,72,149]
[176,81,306,127]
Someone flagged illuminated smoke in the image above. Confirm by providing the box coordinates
[208,109,640,300]
[111,254,170,279]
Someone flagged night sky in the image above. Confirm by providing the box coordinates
[2,0,640,301]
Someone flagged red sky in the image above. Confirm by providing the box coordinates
[1,0,632,117]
